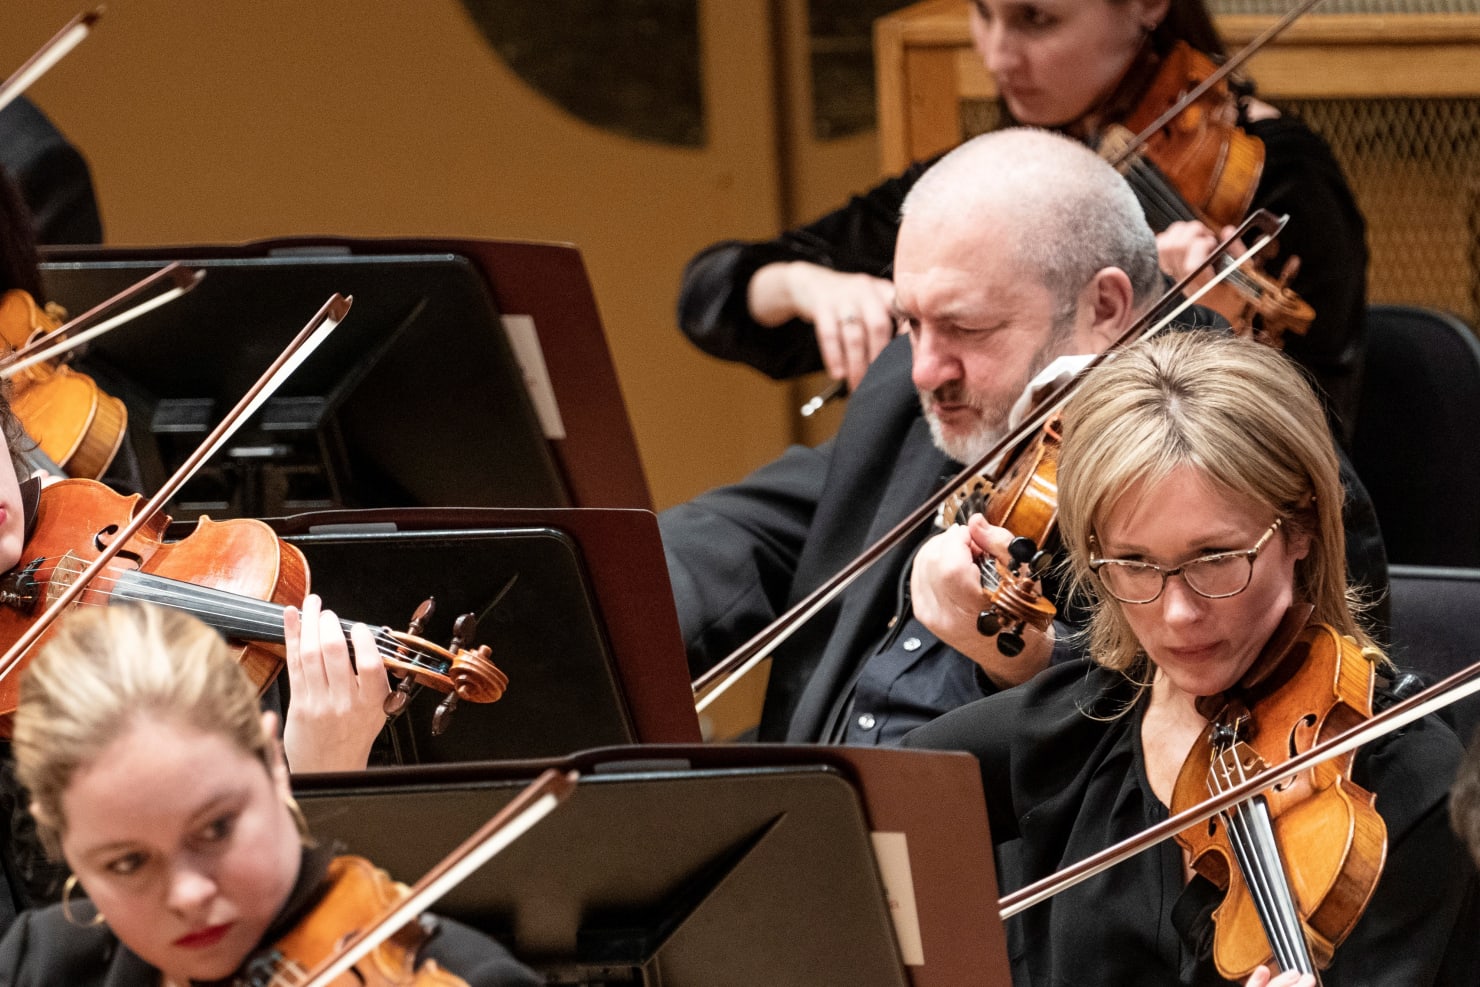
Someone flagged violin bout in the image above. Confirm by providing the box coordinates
[1120,42,1266,228]
[240,855,469,987]
[0,289,128,479]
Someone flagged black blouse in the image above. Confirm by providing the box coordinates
[0,846,540,986]
[904,660,1478,986]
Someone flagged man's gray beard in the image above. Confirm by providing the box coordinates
[919,326,1072,465]
[922,404,1010,466]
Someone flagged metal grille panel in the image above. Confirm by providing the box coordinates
[1210,0,1478,14]
[1288,97,1480,324]
[960,97,1480,325]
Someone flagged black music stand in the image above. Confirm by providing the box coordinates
[294,745,1011,987]
[266,505,700,760]
[39,237,649,515]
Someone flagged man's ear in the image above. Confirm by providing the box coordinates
[1079,266,1136,350]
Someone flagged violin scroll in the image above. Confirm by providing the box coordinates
[974,536,1056,657]
[381,608,508,736]
[937,421,1062,657]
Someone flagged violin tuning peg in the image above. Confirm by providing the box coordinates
[996,625,1026,658]
[383,677,415,718]
[1278,254,1301,287]
[407,597,436,636]
[1029,550,1053,579]
[1008,537,1038,568]
[432,692,460,736]
[977,609,1002,637]
[450,612,478,652]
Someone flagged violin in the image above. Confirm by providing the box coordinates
[0,293,502,736]
[997,616,1394,982]
[1114,42,1264,231]
[238,856,469,987]
[1172,617,1386,980]
[243,769,576,987]
[0,289,127,479]
[1005,605,1480,922]
[0,478,509,734]
[938,421,1059,657]
[1096,42,1315,348]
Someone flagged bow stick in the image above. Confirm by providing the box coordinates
[0,262,204,379]
[693,210,1289,713]
[0,7,103,117]
[0,292,350,685]
[1105,0,1326,168]
[292,768,578,987]
[1000,654,1480,918]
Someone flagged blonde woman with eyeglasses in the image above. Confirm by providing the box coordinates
[906,330,1476,986]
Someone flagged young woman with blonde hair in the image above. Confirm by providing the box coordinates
[0,603,538,986]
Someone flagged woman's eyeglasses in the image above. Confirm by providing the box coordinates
[1089,519,1283,605]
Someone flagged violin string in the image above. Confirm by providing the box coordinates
[1124,157,1199,226]
[1126,161,1260,299]
[1212,750,1316,974]
[22,556,447,672]
[978,557,1002,591]
[1229,753,1319,976]
[265,956,310,987]
[1121,157,1262,298]
[1212,754,1296,971]
[1216,752,1309,973]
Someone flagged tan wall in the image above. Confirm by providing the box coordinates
[1,0,881,509]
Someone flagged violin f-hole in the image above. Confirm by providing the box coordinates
[92,524,144,568]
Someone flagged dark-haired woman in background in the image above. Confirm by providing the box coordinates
[679,0,1366,443]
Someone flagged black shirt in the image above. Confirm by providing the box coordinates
[904,659,1479,986]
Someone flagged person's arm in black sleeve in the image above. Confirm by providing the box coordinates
[0,909,30,987]
[676,158,936,380]
[903,689,1025,845]
[660,441,830,677]
[1247,116,1367,446]
[0,98,103,246]
[417,915,542,987]
[678,239,833,378]
[1323,716,1480,985]
[0,905,120,986]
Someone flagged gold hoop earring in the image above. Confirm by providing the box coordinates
[61,874,105,928]
[282,792,313,847]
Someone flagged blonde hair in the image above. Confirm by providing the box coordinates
[12,604,275,855]
[1057,331,1379,681]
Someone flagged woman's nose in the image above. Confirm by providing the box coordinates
[166,863,218,916]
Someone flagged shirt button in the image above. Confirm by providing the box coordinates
[902,636,922,652]
[857,713,877,730]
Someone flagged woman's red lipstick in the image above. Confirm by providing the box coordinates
[174,922,232,949]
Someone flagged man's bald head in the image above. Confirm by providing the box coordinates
[900,128,1161,319]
